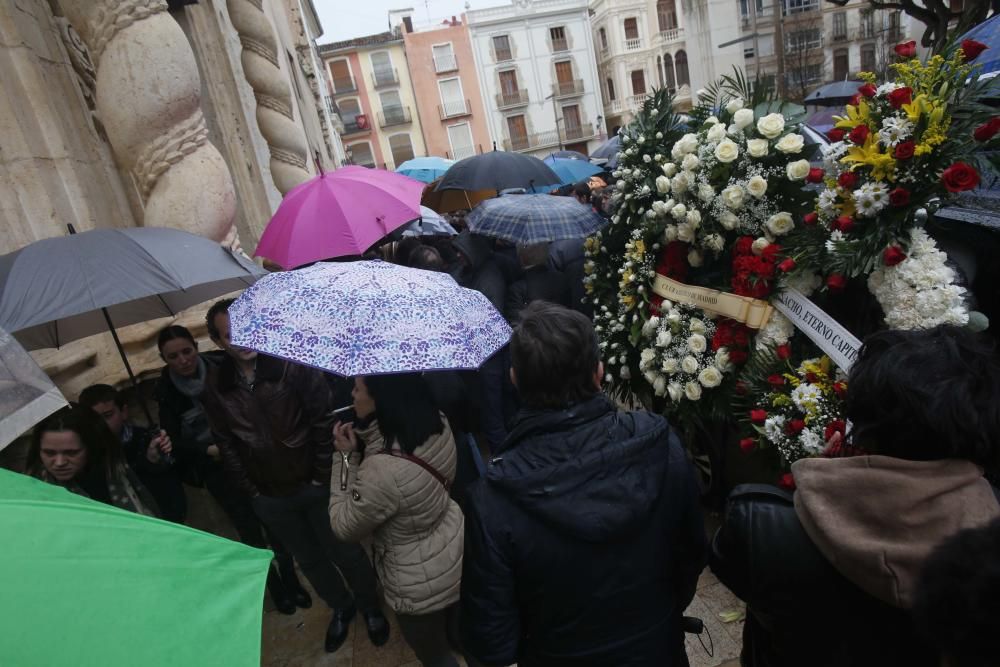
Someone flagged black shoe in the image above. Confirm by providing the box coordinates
[278,561,312,609]
[266,567,296,615]
[363,608,390,647]
[325,605,356,653]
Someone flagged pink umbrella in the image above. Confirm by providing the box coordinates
[254,166,425,269]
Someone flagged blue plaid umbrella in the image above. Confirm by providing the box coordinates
[542,156,605,186]
[227,261,511,376]
[466,194,608,244]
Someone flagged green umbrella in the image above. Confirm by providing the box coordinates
[0,469,272,666]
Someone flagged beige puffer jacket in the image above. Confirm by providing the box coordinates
[329,417,464,615]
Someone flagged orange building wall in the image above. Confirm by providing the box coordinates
[327,51,386,167]
[402,21,491,159]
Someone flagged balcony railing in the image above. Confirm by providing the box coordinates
[562,124,589,141]
[552,79,585,98]
[342,116,371,134]
[627,93,647,108]
[378,106,412,128]
[434,53,458,73]
[625,37,642,51]
[439,99,472,119]
[503,130,561,152]
[496,88,529,108]
[551,37,569,52]
[495,47,513,62]
[372,68,399,88]
[331,76,357,95]
[657,27,684,44]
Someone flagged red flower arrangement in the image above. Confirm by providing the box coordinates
[894,40,916,58]
[960,39,988,62]
[974,118,1000,142]
[941,162,981,193]
[731,236,778,299]
[883,246,907,266]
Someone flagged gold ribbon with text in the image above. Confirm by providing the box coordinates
[652,274,774,329]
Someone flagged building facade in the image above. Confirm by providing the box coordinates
[320,31,428,170]
[466,0,606,158]
[589,0,744,128]
[395,13,492,161]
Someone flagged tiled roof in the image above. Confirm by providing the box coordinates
[320,30,402,53]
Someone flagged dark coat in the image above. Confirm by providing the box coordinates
[155,351,226,478]
[450,232,507,313]
[548,238,591,317]
[504,265,571,323]
[201,354,335,498]
[121,423,186,522]
[460,395,706,667]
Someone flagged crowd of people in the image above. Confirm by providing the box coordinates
[20,182,1000,667]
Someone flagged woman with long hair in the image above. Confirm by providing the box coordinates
[330,372,466,667]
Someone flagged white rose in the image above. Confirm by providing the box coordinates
[746,175,768,199]
[663,225,678,241]
[677,133,699,155]
[746,139,768,158]
[653,375,667,397]
[766,211,795,236]
[704,115,720,125]
[655,175,671,194]
[707,123,728,143]
[733,108,755,130]
[671,173,690,194]
[656,330,672,347]
[698,183,715,203]
[676,222,696,243]
[684,381,703,401]
[719,211,739,230]
[671,203,687,220]
[638,135,646,144]
[704,233,725,252]
[715,348,731,369]
[662,162,677,177]
[757,112,785,139]
[644,370,658,385]
[642,316,661,337]
[775,133,805,154]
[620,366,631,380]
[726,98,745,115]
[751,237,770,255]
[682,153,701,172]
[687,248,704,267]
[640,347,657,367]
[698,366,723,388]
[686,210,702,228]
[651,200,667,215]
[681,355,700,374]
[662,357,679,373]
[687,333,707,353]
[643,154,652,163]
[689,318,707,334]
[667,382,683,402]
[786,159,811,181]
[722,184,746,210]
[714,139,739,163]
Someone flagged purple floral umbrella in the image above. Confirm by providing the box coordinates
[227,261,511,376]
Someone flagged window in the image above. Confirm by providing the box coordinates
[380,90,406,125]
[348,141,375,167]
[887,11,901,41]
[507,114,528,150]
[859,9,875,39]
[550,26,568,52]
[630,69,646,95]
[783,0,817,14]
[370,51,395,87]
[664,54,676,90]
[675,50,690,87]
[757,34,775,57]
[432,43,457,73]
[493,35,512,62]
[606,77,616,100]
[499,70,518,93]
[787,64,822,86]
[330,59,355,94]
[833,12,847,40]
[739,0,765,18]
[599,27,608,50]
[339,98,366,132]
[438,78,467,118]
[861,44,876,73]
[657,0,678,31]
[657,56,664,86]
[447,123,475,160]
[562,104,583,140]
[833,48,849,81]
[786,29,822,51]
[624,18,639,40]
[389,134,414,167]
[554,60,575,95]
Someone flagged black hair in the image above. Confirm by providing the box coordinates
[846,326,1000,467]
[78,384,123,410]
[157,325,196,353]
[573,181,592,199]
[912,518,1000,667]
[364,373,443,455]
[394,237,422,266]
[410,245,445,272]
[205,298,235,339]
[510,301,600,409]
[27,404,123,480]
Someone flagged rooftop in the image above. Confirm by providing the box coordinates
[320,30,403,53]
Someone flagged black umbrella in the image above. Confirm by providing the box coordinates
[804,81,864,106]
[434,151,561,194]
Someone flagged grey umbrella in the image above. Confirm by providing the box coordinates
[0,326,68,450]
[804,81,864,106]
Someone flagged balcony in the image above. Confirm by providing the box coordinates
[562,124,592,141]
[331,76,357,95]
[434,53,458,73]
[439,99,472,119]
[496,88,529,109]
[372,68,399,89]
[378,106,412,128]
[657,27,684,45]
[342,116,371,134]
[551,37,569,52]
[625,37,642,51]
[503,130,561,152]
[552,79,585,98]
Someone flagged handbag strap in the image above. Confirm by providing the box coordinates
[374,449,452,491]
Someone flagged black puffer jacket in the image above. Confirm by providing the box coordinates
[461,395,706,667]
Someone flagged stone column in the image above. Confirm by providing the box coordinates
[226,0,311,194]
[58,0,238,246]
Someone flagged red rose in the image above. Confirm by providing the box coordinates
[941,162,981,193]
[889,187,910,207]
[750,409,768,424]
[848,93,861,107]
[806,167,825,184]
[730,350,748,365]
[883,245,907,266]
[887,87,913,109]
[961,39,988,62]
[894,140,915,160]
[833,381,847,399]
[826,273,847,292]
[973,117,1000,142]
[739,438,757,454]
[827,128,846,142]
[824,419,847,442]
[858,83,877,98]
[848,124,870,145]
[778,258,796,273]
[776,343,792,360]
[837,171,858,189]
[786,418,806,435]
[803,212,818,226]
[894,40,917,58]
[779,472,796,490]
[832,215,855,233]
[767,374,786,388]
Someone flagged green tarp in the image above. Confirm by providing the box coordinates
[0,469,272,666]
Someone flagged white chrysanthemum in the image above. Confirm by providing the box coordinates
[687,333,707,354]
[662,162,677,177]
[653,375,667,396]
[853,182,889,218]
[876,82,902,96]
[704,233,725,253]
[687,248,704,267]
[878,115,914,147]
[681,355,700,374]
[763,415,787,443]
[754,311,795,350]
[799,428,824,455]
[817,188,838,214]
[698,366,723,388]
[791,383,823,413]
[684,381,703,401]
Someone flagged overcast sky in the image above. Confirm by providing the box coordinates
[315,0,506,43]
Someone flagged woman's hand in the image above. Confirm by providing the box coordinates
[147,430,173,464]
[333,421,358,454]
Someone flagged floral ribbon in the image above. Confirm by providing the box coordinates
[772,288,861,371]
[652,274,774,329]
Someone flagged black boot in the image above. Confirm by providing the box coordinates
[266,565,296,615]
[325,604,356,653]
[277,557,312,609]
[363,607,390,647]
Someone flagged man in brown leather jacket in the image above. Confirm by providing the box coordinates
[201,299,388,654]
